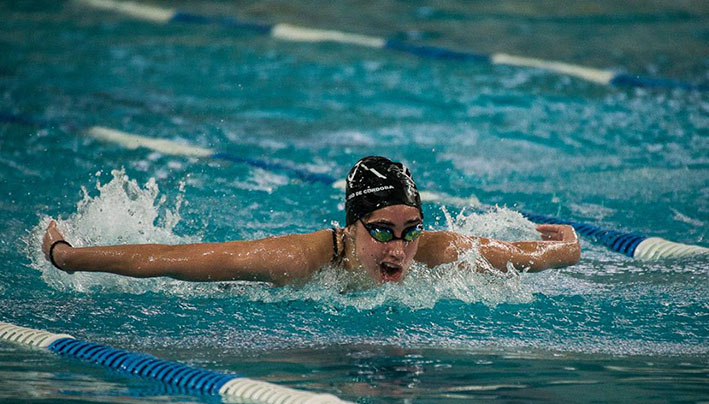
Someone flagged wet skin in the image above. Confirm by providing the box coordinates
[43,206,579,286]
[344,205,422,283]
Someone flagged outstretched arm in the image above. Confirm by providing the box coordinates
[42,221,333,285]
[416,224,581,272]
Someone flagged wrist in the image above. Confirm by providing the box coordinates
[49,240,73,271]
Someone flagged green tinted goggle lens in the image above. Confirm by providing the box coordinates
[363,222,423,243]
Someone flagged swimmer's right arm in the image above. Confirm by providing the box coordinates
[42,221,333,286]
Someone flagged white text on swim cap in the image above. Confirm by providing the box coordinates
[347,185,395,200]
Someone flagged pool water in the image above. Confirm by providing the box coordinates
[1,0,708,403]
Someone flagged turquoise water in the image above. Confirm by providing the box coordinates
[1,1,708,402]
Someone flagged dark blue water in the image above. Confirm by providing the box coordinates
[0,1,707,403]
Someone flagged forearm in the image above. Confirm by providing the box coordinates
[508,240,580,271]
[51,243,224,280]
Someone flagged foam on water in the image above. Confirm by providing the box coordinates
[27,169,199,294]
[243,258,534,312]
[230,167,290,193]
[439,205,541,241]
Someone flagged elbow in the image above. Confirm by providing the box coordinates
[525,260,548,273]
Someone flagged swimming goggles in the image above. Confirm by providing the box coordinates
[360,220,424,243]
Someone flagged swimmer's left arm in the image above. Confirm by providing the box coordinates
[416,224,580,272]
[482,224,581,271]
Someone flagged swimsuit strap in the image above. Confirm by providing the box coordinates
[330,227,343,264]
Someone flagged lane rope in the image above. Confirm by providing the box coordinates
[0,321,352,404]
[86,126,469,196]
[76,0,706,91]
[3,111,707,260]
[519,211,708,259]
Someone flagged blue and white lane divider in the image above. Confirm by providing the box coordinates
[87,126,336,185]
[0,111,474,204]
[87,126,476,206]
[520,211,708,260]
[4,111,708,260]
[0,321,352,404]
[77,0,706,91]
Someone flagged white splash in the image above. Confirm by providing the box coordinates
[242,259,533,312]
[27,174,541,308]
[441,205,542,241]
[28,169,200,294]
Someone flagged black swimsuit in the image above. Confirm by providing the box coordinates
[330,228,344,265]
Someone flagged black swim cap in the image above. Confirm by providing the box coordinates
[345,156,422,226]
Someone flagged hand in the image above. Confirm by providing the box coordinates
[42,220,73,272]
[536,224,578,242]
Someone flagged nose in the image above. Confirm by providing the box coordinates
[384,239,407,261]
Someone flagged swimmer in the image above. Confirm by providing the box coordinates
[42,156,580,286]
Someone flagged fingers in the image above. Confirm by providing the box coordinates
[42,222,54,260]
[42,220,65,261]
[537,224,577,241]
[47,221,64,240]
[536,224,572,241]
[536,224,561,232]
[536,225,559,238]
[540,231,560,241]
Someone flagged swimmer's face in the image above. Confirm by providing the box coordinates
[350,204,422,283]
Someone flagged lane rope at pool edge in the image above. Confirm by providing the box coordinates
[76,0,707,91]
[3,111,707,260]
[0,321,353,404]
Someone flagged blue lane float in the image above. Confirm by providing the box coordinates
[519,211,708,259]
[2,110,708,260]
[77,0,707,92]
[521,211,648,258]
[48,338,233,395]
[0,321,352,404]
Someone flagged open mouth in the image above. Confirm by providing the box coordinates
[379,262,403,282]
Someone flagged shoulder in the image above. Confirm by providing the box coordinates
[289,229,343,274]
[291,229,339,266]
[236,229,336,268]
[415,230,481,267]
[252,229,338,283]
[268,229,334,253]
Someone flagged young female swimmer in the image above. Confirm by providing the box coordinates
[43,156,581,286]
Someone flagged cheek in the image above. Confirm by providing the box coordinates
[355,238,389,274]
[403,241,419,262]
[358,239,382,263]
